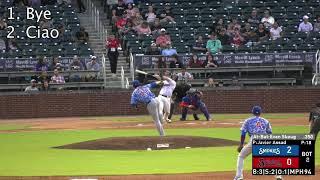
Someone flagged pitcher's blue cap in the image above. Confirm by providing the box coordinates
[132,80,141,88]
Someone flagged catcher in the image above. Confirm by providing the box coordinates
[179,89,212,121]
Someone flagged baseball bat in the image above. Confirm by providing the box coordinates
[135,69,162,80]
[135,69,149,75]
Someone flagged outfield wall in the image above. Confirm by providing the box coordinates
[0,87,320,119]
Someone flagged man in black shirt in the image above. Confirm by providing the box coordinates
[309,103,320,140]
[168,82,199,121]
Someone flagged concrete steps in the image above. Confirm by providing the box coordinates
[77,1,131,88]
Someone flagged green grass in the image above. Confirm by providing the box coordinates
[0,126,318,176]
[81,113,308,122]
[0,124,30,131]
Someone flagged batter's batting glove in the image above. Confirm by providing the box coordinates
[237,145,243,152]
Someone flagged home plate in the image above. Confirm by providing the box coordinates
[136,123,145,126]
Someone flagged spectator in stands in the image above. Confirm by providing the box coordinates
[69,55,84,81]
[119,19,134,35]
[49,57,64,71]
[270,22,283,40]
[57,0,71,6]
[146,42,160,55]
[76,27,89,44]
[111,0,126,25]
[86,56,101,71]
[161,42,177,56]
[218,28,230,46]
[247,9,260,27]
[211,18,224,33]
[298,15,313,33]
[25,79,39,93]
[204,78,216,88]
[204,54,218,68]
[176,67,193,82]
[116,13,129,32]
[77,0,86,12]
[57,24,70,43]
[123,0,134,5]
[6,39,18,51]
[132,12,144,26]
[192,35,207,54]
[188,54,203,68]
[0,38,6,50]
[314,15,320,32]
[230,18,241,31]
[0,18,7,30]
[35,57,48,72]
[69,55,84,70]
[37,70,50,83]
[151,19,162,37]
[145,5,157,24]
[125,3,136,19]
[40,80,50,91]
[134,21,151,36]
[256,23,269,42]
[51,69,65,84]
[156,28,171,48]
[169,54,184,68]
[39,18,53,30]
[206,32,222,55]
[261,10,275,29]
[241,23,257,44]
[106,35,120,77]
[159,4,175,24]
[28,0,41,7]
[231,28,245,47]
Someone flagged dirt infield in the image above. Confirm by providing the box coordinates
[0,115,309,132]
[56,136,239,150]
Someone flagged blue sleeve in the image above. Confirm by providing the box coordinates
[240,120,248,133]
[145,82,157,89]
[130,92,138,106]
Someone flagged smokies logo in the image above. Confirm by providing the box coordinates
[257,158,282,168]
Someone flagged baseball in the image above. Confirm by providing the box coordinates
[147,148,152,151]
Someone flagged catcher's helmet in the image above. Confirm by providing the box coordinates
[252,105,262,115]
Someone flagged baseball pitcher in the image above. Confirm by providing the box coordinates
[179,89,212,121]
[234,106,281,180]
[157,70,176,123]
[309,103,320,140]
[130,80,165,136]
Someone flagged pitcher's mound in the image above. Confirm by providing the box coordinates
[56,136,238,150]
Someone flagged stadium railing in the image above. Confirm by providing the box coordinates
[0,82,105,91]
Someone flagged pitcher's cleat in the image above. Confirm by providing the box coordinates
[166,119,172,123]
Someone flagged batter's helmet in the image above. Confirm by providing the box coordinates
[252,106,262,115]
[132,80,142,88]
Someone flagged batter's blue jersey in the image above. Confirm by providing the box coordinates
[130,82,157,105]
[241,116,272,136]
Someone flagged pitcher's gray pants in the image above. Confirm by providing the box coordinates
[147,98,165,136]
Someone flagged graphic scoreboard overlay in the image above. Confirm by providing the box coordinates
[252,134,315,175]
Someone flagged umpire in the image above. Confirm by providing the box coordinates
[168,81,200,121]
[309,103,320,140]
